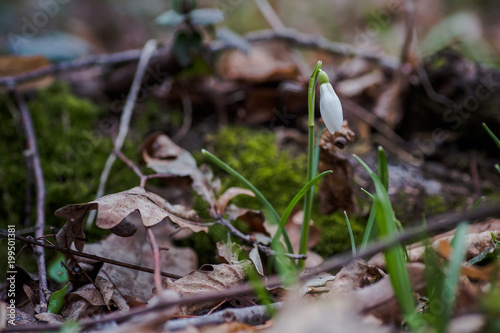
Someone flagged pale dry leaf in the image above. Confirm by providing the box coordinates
[141,133,217,207]
[249,247,265,278]
[216,187,255,214]
[67,283,107,307]
[216,239,243,264]
[34,312,63,324]
[164,262,251,315]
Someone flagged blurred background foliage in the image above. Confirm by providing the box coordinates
[0,0,498,64]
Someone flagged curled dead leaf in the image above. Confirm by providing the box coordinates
[215,187,255,214]
[55,187,207,252]
[140,133,217,207]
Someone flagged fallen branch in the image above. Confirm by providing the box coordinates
[212,29,400,70]
[0,230,182,280]
[0,29,400,90]
[4,204,499,332]
[0,48,162,89]
[15,91,49,312]
[165,302,282,331]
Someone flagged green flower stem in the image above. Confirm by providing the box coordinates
[299,61,322,269]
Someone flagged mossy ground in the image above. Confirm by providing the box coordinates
[0,83,141,276]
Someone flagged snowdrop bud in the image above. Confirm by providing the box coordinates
[319,72,343,134]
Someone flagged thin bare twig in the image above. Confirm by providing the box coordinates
[147,227,164,292]
[0,230,182,279]
[216,217,307,260]
[24,158,33,227]
[166,302,282,331]
[5,205,500,333]
[15,91,48,312]
[87,39,158,228]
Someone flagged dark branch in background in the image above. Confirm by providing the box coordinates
[212,29,401,70]
[0,230,182,280]
[15,91,49,312]
[4,204,499,333]
[0,48,162,89]
[216,217,307,260]
[0,29,401,90]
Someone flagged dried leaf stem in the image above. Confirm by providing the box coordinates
[147,227,164,292]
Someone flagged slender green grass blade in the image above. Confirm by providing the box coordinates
[377,146,389,191]
[483,123,500,150]
[361,203,377,251]
[437,223,469,333]
[344,211,357,256]
[202,149,294,254]
[354,154,415,322]
[470,196,485,211]
[361,188,374,198]
[424,240,445,328]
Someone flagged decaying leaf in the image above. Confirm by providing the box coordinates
[55,186,207,252]
[141,133,217,207]
[326,260,384,298]
[163,262,251,315]
[216,238,243,264]
[225,204,269,236]
[215,187,255,214]
[81,215,197,302]
[318,121,357,214]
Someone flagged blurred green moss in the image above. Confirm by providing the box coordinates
[0,82,139,233]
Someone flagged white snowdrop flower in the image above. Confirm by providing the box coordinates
[319,71,343,134]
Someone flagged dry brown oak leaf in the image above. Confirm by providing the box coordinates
[55,186,207,252]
